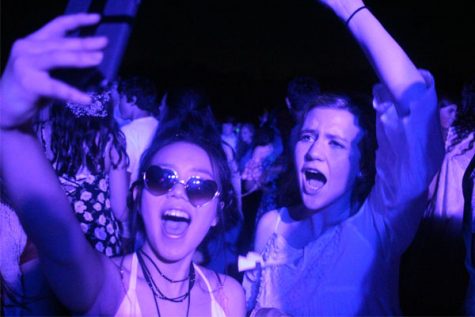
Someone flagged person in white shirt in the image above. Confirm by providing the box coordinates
[118,76,160,185]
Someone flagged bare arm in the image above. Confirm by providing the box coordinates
[108,144,130,222]
[319,0,426,115]
[0,14,111,312]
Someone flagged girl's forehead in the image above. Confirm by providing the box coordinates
[304,107,357,126]
[303,107,362,141]
[151,141,215,177]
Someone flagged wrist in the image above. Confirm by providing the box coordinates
[328,1,365,22]
[345,5,368,27]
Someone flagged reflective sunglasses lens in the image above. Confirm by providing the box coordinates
[186,178,218,206]
[144,166,176,195]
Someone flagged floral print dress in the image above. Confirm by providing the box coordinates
[59,171,122,257]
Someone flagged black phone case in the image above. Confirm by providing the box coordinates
[52,0,141,91]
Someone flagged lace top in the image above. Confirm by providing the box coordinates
[246,208,342,315]
[0,202,26,291]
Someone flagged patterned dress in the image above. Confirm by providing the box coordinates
[59,170,122,257]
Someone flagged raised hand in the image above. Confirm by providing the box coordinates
[0,13,107,129]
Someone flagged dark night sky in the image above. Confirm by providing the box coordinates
[2,0,475,122]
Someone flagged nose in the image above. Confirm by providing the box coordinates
[167,180,188,202]
[305,138,324,161]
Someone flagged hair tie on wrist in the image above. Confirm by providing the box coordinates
[345,6,367,27]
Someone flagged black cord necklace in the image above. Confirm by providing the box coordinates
[141,250,191,283]
[137,251,194,317]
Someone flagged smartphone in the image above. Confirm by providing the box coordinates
[52,0,141,91]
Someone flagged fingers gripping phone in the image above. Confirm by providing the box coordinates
[52,0,141,91]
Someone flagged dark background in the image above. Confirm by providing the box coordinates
[2,0,474,122]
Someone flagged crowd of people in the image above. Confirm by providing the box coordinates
[1,0,474,316]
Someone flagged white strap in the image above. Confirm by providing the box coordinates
[273,208,283,233]
[194,264,217,300]
[129,253,138,290]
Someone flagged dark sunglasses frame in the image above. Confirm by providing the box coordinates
[143,165,220,207]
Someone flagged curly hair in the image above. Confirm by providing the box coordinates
[118,76,159,116]
[49,94,128,177]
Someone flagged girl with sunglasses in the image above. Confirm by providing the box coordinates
[0,14,245,316]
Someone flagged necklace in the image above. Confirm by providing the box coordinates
[137,251,194,317]
[140,250,191,283]
[137,251,195,302]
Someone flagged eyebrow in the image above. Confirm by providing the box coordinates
[325,133,350,144]
[300,129,350,144]
[190,168,214,178]
[158,163,214,178]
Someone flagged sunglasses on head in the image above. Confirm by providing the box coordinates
[143,165,220,207]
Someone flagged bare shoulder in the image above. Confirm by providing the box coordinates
[218,273,246,317]
[254,209,280,252]
[258,209,280,228]
[218,272,245,298]
[108,252,140,288]
[195,265,246,317]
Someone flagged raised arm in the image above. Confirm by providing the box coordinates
[0,14,109,312]
[319,0,444,251]
[320,0,426,115]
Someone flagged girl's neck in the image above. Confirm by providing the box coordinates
[139,244,193,296]
[309,197,352,238]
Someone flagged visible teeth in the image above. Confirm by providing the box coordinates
[161,209,191,236]
[164,210,189,219]
[162,210,190,223]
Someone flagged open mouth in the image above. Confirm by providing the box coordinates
[161,210,191,237]
[304,169,327,191]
